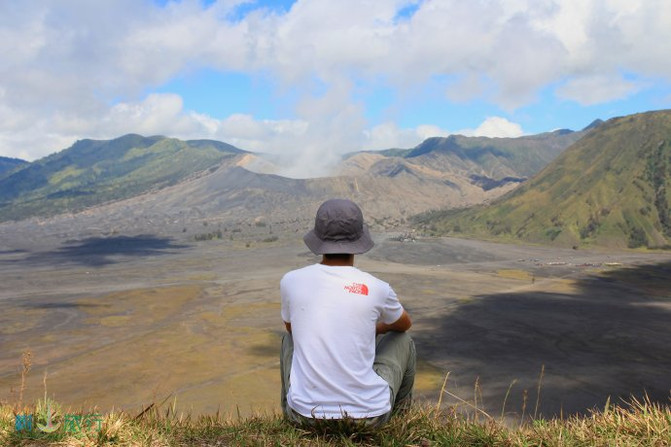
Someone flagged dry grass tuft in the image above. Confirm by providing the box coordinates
[2,350,669,446]
[2,396,670,446]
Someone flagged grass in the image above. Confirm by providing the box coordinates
[2,352,670,446]
[2,396,671,446]
[3,368,671,447]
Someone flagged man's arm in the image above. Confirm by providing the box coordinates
[376,309,411,335]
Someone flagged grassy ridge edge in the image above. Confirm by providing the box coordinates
[2,397,670,446]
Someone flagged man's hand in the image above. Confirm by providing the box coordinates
[284,321,292,334]
[376,310,411,335]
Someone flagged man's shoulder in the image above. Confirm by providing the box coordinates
[281,264,319,281]
[355,268,387,285]
[281,264,389,288]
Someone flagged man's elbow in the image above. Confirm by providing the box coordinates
[391,311,412,332]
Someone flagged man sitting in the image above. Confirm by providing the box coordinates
[280,198,416,427]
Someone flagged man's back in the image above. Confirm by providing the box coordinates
[281,264,403,418]
[280,199,415,427]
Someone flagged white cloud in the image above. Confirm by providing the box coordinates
[415,124,451,140]
[556,75,641,105]
[363,122,449,151]
[446,75,487,103]
[470,117,524,138]
[362,117,524,152]
[218,113,310,153]
[363,123,410,150]
[1,0,671,165]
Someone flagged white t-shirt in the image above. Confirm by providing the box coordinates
[280,263,404,419]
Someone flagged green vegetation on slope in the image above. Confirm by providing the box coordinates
[355,128,585,181]
[0,156,29,180]
[404,129,584,178]
[415,110,671,249]
[0,135,246,222]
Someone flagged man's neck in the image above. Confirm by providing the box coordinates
[320,254,355,266]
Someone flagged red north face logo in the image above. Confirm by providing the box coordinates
[344,282,369,295]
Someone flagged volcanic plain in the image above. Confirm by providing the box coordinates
[1,228,670,421]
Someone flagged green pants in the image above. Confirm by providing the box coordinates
[280,331,416,427]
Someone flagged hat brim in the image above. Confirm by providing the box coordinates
[303,224,374,255]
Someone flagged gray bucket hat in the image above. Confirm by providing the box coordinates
[303,199,374,255]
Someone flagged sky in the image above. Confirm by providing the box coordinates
[2,0,671,176]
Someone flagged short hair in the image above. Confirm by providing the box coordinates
[323,253,353,261]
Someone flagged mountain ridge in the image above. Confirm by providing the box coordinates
[0,134,248,221]
[0,156,28,179]
[414,109,671,249]
[0,127,585,223]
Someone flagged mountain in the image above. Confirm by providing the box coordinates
[0,134,247,221]
[344,128,587,190]
[0,126,586,225]
[415,110,671,249]
[0,156,28,179]
[0,160,522,245]
[402,129,583,177]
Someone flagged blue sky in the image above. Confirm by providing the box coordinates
[1,0,671,175]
